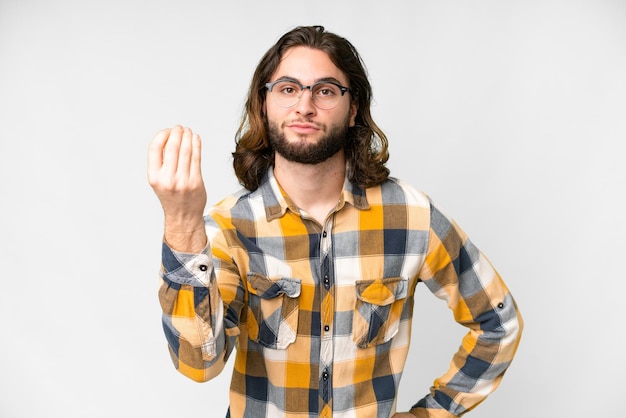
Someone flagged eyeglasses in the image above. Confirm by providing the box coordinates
[265,78,352,110]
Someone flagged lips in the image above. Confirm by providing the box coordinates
[286,121,321,134]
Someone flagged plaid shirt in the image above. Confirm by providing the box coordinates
[158,169,523,418]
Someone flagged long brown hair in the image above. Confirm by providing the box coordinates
[233,25,389,191]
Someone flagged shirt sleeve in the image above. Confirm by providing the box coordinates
[158,234,243,383]
[410,202,524,417]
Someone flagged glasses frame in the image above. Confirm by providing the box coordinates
[265,77,352,110]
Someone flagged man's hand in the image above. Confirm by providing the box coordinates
[148,125,207,252]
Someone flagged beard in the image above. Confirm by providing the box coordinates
[267,116,350,165]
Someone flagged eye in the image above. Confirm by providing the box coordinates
[276,82,299,95]
[314,84,339,97]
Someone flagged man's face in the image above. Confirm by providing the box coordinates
[265,46,358,164]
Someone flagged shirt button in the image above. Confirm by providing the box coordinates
[199,265,208,272]
[497,302,504,309]
[322,231,327,238]
[322,371,329,381]
[324,325,330,332]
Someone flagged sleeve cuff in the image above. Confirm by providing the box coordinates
[161,241,213,287]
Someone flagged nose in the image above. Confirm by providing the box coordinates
[295,86,316,116]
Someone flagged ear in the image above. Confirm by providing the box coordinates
[348,101,358,127]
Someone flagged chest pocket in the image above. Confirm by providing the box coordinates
[353,277,409,348]
[246,273,301,349]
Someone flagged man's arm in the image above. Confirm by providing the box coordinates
[409,202,524,417]
[148,126,235,381]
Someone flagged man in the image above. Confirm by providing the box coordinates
[148,25,523,418]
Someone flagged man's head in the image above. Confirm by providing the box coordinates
[265,45,357,166]
[233,25,389,191]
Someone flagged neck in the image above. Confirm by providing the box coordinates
[273,151,346,224]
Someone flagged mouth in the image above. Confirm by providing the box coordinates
[285,120,321,135]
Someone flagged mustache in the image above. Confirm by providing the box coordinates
[283,119,323,128]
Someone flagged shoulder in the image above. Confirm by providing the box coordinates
[205,187,262,224]
[212,187,254,210]
[368,177,431,208]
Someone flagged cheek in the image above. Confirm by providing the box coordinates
[265,106,281,126]
[266,102,296,128]
[264,100,281,119]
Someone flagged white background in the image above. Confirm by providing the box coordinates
[1,1,624,417]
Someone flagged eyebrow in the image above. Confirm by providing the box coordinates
[272,76,346,86]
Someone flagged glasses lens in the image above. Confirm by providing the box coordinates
[311,83,342,110]
[270,81,301,108]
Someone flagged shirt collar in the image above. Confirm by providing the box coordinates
[260,167,370,222]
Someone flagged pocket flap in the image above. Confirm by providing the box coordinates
[355,277,408,306]
[247,273,301,299]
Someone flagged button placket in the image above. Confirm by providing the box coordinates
[318,216,335,413]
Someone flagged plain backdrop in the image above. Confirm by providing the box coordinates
[1,1,624,417]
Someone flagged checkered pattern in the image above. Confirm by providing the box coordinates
[158,169,523,417]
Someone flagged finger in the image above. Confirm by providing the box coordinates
[189,132,203,181]
[162,125,184,172]
[177,127,194,176]
[147,128,172,179]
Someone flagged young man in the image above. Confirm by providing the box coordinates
[148,26,523,418]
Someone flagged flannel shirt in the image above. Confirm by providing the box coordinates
[158,168,523,418]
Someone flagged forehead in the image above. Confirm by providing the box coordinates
[272,46,348,84]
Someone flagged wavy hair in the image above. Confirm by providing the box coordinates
[233,25,389,191]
